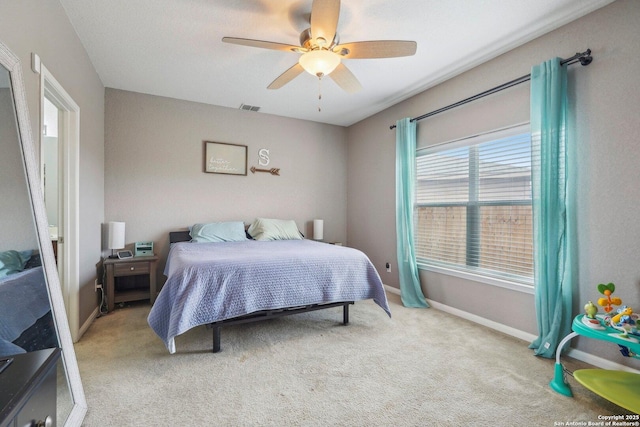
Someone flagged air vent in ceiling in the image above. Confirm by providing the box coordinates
[239,103,260,112]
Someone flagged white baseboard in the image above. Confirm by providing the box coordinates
[565,347,640,373]
[383,284,639,373]
[424,296,538,343]
[77,306,99,342]
[384,285,401,296]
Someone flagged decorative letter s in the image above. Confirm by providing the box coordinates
[258,148,270,166]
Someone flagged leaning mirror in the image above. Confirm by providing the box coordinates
[0,41,86,425]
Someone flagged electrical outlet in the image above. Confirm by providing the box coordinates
[94,279,102,292]
[386,262,391,273]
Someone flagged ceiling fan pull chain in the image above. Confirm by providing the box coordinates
[318,74,323,112]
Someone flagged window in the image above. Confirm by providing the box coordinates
[414,124,533,287]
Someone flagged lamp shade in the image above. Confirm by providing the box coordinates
[313,219,324,240]
[299,50,340,77]
[108,221,125,250]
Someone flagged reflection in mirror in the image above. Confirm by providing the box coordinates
[0,42,85,425]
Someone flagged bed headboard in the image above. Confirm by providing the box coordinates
[169,231,191,244]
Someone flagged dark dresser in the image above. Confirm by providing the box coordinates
[0,348,60,427]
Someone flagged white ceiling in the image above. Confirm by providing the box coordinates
[59,0,612,127]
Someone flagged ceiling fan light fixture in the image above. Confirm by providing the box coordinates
[298,49,341,77]
[222,0,416,93]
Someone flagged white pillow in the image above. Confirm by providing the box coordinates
[190,221,247,243]
[247,218,303,241]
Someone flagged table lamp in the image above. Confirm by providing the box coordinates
[108,221,125,259]
[313,219,323,241]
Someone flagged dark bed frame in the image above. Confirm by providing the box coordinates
[169,231,354,353]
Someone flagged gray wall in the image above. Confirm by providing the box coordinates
[104,89,348,281]
[0,1,105,325]
[347,0,640,365]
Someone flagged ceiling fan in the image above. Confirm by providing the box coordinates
[222,0,417,93]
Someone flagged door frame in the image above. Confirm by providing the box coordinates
[39,64,81,342]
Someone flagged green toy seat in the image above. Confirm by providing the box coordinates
[573,369,640,414]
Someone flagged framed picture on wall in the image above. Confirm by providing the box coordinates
[203,141,248,176]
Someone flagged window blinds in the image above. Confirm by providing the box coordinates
[415,125,533,284]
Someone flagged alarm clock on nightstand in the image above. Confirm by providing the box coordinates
[134,241,154,257]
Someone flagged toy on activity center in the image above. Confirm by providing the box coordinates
[596,282,622,313]
[582,282,639,357]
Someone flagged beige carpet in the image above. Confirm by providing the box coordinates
[74,294,631,426]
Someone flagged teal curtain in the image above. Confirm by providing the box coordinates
[395,118,428,308]
[529,58,574,358]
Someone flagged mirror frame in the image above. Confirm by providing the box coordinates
[0,41,87,425]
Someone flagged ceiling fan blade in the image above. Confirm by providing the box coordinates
[328,63,362,93]
[334,40,417,59]
[310,0,340,46]
[222,37,304,53]
[268,63,305,89]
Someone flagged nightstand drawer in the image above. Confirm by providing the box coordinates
[114,261,150,276]
[104,255,158,312]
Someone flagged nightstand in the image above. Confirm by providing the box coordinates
[0,348,60,427]
[104,255,158,312]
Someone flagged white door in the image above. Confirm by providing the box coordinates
[40,65,80,342]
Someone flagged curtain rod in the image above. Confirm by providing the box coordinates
[389,49,592,130]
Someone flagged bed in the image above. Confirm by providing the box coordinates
[0,251,57,357]
[148,225,390,354]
